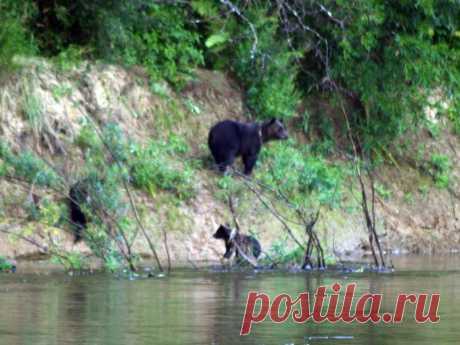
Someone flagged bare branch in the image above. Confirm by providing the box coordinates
[219,0,258,58]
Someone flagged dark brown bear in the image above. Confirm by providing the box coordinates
[68,178,101,243]
[213,224,262,260]
[68,181,89,242]
[208,118,288,175]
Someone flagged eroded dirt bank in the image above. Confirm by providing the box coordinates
[1,59,459,268]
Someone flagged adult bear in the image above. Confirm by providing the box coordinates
[208,118,288,175]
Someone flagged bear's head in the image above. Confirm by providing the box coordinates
[262,118,289,142]
[213,224,232,240]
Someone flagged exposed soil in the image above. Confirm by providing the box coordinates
[1,58,459,268]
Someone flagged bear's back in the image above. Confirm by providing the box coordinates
[209,120,260,152]
[209,120,240,142]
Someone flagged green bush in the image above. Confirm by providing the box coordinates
[53,45,85,71]
[269,239,305,265]
[258,142,343,208]
[428,153,452,188]
[51,252,87,271]
[67,170,134,271]
[82,1,204,86]
[327,0,460,149]
[232,10,300,119]
[198,0,460,149]
[73,124,197,269]
[200,4,300,119]
[0,141,60,187]
[212,139,343,210]
[76,124,196,200]
[1,1,203,86]
[130,139,196,200]
[0,1,37,72]
[0,257,15,272]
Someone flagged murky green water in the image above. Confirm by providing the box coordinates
[0,255,459,345]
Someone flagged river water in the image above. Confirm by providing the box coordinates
[0,255,458,345]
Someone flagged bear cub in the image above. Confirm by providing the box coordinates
[68,179,96,243]
[208,118,288,175]
[213,224,262,260]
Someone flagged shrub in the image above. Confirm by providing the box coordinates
[76,124,196,200]
[1,1,204,86]
[51,252,86,271]
[0,257,15,272]
[198,0,460,149]
[428,153,452,188]
[67,170,134,271]
[200,4,301,119]
[0,141,60,187]
[232,9,300,119]
[53,45,85,71]
[130,139,196,200]
[83,1,204,86]
[0,1,37,72]
[326,1,460,149]
[269,239,305,265]
[258,142,343,208]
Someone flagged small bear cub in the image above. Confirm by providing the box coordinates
[213,224,262,261]
[208,118,288,175]
[68,180,90,243]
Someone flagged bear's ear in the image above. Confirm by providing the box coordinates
[269,118,276,125]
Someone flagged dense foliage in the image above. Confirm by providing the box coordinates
[258,142,343,208]
[0,141,60,187]
[0,121,196,270]
[1,0,203,85]
[326,0,460,147]
[2,0,460,148]
[0,0,36,71]
[76,123,196,200]
[203,4,301,119]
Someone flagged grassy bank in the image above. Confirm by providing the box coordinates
[1,1,460,271]
[0,59,459,272]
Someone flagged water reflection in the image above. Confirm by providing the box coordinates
[0,256,458,345]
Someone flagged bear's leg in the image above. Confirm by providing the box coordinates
[218,162,231,174]
[224,240,235,259]
[250,237,262,259]
[74,223,84,243]
[243,154,258,175]
[215,150,237,174]
[69,201,86,242]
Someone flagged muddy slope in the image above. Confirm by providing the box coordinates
[1,59,459,266]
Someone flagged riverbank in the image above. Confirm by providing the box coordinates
[1,59,459,269]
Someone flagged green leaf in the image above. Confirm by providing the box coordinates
[191,0,219,17]
[205,33,229,48]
